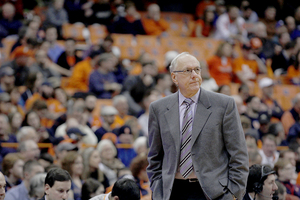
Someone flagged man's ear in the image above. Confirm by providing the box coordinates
[171,72,178,86]
[44,184,50,195]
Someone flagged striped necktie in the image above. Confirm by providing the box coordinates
[179,98,194,178]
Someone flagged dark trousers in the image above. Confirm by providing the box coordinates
[169,179,207,200]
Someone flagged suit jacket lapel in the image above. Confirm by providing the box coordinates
[165,92,181,154]
[190,89,212,147]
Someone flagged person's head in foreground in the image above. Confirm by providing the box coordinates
[246,164,278,200]
[44,168,72,200]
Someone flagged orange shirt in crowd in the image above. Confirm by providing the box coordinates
[141,18,170,36]
[232,57,259,83]
[192,19,213,37]
[281,110,296,135]
[287,65,300,81]
[206,55,233,86]
[111,115,133,130]
[10,46,35,59]
[67,58,93,91]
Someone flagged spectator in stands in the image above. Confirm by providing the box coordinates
[217,84,231,96]
[54,142,78,167]
[153,73,172,98]
[232,43,267,86]
[45,0,69,37]
[45,25,64,63]
[259,77,284,121]
[8,111,23,134]
[89,53,122,99]
[133,136,147,156]
[195,0,214,20]
[30,49,61,80]
[38,153,54,169]
[16,126,38,143]
[5,160,44,200]
[61,151,83,200]
[130,154,150,197]
[285,16,300,41]
[260,6,277,39]
[213,0,226,24]
[0,3,22,36]
[55,101,97,145]
[0,67,15,93]
[287,50,300,85]
[21,72,43,103]
[57,38,82,73]
[275,158,300,198]
[67,50,101,91]
[111,95,133,130]
[83,0,113,26]
[250,37,267,65]
[81,178,104,200]
[240,0,258,24]
[0,114,17,160]
[81,147,110,189]
[94,106,118,142]
[90,178,140,200]
[97,139,125,185]
[206,41,233,86]
[268,122,288,146]
[214,5,247,43]
[258,112,272,139]
[138,91,158,136]
[281,93,300,135]
[116,125,136,167]
[109,1,145,35]
[193,6,215,38]
[280,150,297,168]
[0,92,14,116]
[141,3,169,36]
[83,94,100,130]
[253,22,276,59]
[271,20,288,46]
[248,150,262,167]
[2,153,24,191]
[274,181,290,200]
[259,134,279,168]
[232,95,247,115]
[28,173,46,200]
[244,95,262,130]
[18,139,40,162]
[1,47,31,86]
[272,41,296,75]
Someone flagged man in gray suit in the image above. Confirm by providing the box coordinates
[147,52,249,200]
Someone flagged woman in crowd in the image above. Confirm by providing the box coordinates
[97,139,125,185]
[287,50,300,85]
[206,41,233,86]
[8,111,23,134]
[81,147,110,189]
[81,178,105,200]
[274,158,300,198]
[193,6,215,37]
[61,151,84,200]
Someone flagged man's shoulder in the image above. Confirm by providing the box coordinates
[6,184,23,198]
[90,192,110,200]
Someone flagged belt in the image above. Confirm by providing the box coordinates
[175,178,199,183]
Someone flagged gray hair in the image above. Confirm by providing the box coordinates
[97,139,117,158]
[29,173,47,198]
[133,136,147,153]
[16,126,36,142]
[169,52,200,72]
[113,95,127,107]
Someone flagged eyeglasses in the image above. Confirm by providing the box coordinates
[173,67,201,75]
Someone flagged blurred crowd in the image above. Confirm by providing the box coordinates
[0,0,300,199]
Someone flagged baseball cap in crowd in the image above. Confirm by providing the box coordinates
[258,113,270,125]
[56,142,78,152]
[101,106,118,116]
[259,77,274,88]
[250,37,263,49]
[0,67,14,77]
[0,92,11,102]
[66,127,86,141]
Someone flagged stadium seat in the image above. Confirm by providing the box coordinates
[62,22,86,41]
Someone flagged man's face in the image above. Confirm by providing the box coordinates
[283,152,296,166]
[11,159,24,179]
[24,141,40,161]
[25,165,44,181]
[45,180,71,200]
[262,138,276,157]
[0,173,6,200]
[228,7,239,21]
[171,55,202,98]
[1,74,15,86]
[46,28,58,43]
[115,100,128,116]
[260,174,278,200]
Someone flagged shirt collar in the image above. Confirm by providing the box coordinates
[179,88,200,106]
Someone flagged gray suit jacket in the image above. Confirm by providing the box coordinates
[147,89,249,200]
